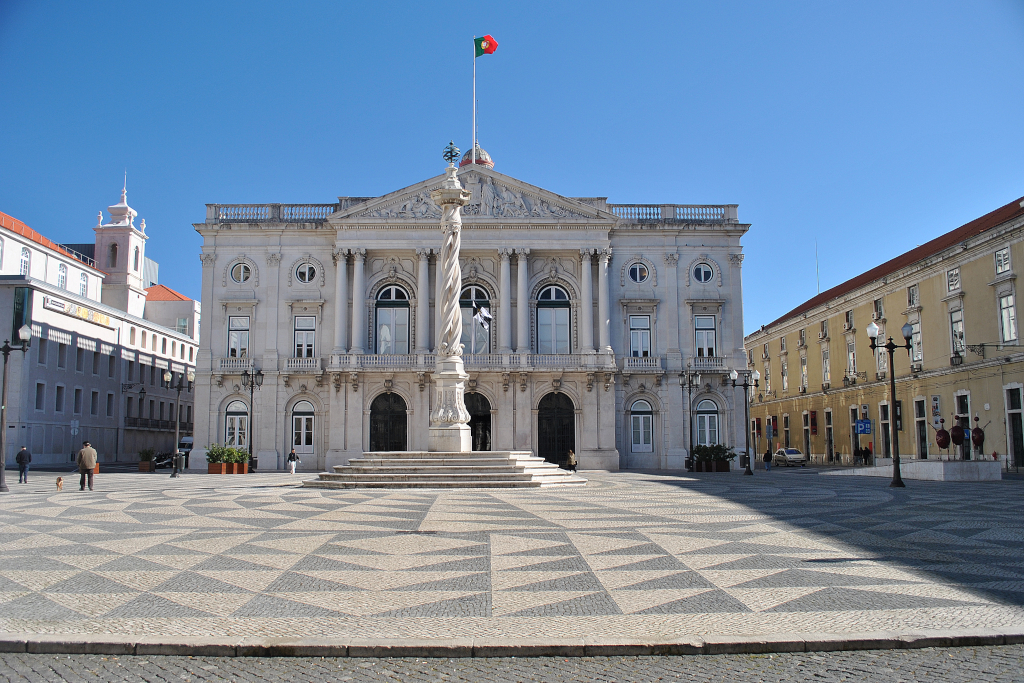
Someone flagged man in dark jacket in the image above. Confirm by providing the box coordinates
[15,447,30,483]
[77,441,97,491]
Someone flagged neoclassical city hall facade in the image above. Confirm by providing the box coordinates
[192,151,750,472]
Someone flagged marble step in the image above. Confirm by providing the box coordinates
[303,479,549,489]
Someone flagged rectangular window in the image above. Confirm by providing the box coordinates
[1000,294,1018,341]
[187,405,192,424]
[294,316,316,358]
[880,403,891,457]
[911,321,923,361]
[780,336,787,352]
[76,347,84,372]
[907,284,920,307]
[228,316,250,357]
[176,317,189,334]
[781,361,789,391]
[159,401,165,420]
[695,316,716,357]
[996,248,1011,275]
[108,354,115,378]
[126,396,134,418]
[537,308,569,354]
[149,400,155,419]
[35,383,45,411]
[873,298,884,319]
[783,415,791,448]
[106,393,114,417]
[127,360,135,381]
[92,351,100,375]
[915,398,928,459]
[90,391,98,416]
[847,341,856,374]
[947,267,961,292]
[747,348,753,364]
[820,320,829,338]
[73,388,82,414]
[764,362,771,392]
[798,329,806,346]
[844,310,854,330]
[55,385,65,412]
[629,315,650,357]
[950,309,965,353]
[57,343,67,368]
[822,348,831,383]
[877,344,887,372]
[377,308,411,354]
[800,356,807,389]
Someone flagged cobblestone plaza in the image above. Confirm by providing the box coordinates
[0,470,1022,647]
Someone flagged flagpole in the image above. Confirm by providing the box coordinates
[472,36,477,166]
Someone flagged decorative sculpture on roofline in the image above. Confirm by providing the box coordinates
[427,144,473,452]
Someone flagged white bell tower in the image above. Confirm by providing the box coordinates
[94,183,149,317]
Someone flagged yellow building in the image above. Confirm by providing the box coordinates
[744,195,1023,468]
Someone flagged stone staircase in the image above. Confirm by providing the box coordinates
[303,451,587,489]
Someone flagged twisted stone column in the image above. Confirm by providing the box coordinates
[427,164,472,452]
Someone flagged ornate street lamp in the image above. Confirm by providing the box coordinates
[866,320,913,488]
[730,368,760,476]
[163,369,196,478]
[0,325,33,493]
[679,366,702,471]
[240,367,264,470]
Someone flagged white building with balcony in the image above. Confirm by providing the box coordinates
[192,148,749,471]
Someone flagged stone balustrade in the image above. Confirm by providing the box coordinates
[690,355,728,372]
[608,204,738,224]
[209,204,338,222]
[624,356,663,371]
[218,357,254,371]
[285,357,323,373]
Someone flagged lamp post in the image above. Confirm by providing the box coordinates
[679,366,702,471]
[730,368,760,476]
[866,320,913,488]
[162,369,196,478]
[0,325,33,494]
[240,367,264,471]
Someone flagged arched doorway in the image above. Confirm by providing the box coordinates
[465,392,491,451]
[225,400,249,450]
[370,392,407,451]
[695,399,720,446]
[538,392,575,467]
[630,399,654,453]
[291,400,315,464]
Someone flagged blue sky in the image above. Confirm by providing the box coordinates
[1,1,1022,333]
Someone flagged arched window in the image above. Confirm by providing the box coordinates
[292,400,315,460]
[225,400,249,449]
[460,285,490,355]
[537,285,570,354]
[161,338,167,354]
[695,399,720,446]
[130,328,136,345]
[376,285,410,354]
[57,264,67,290]
[108,243,118,268]
[630,399,654,453]
[20,247,30,276]
[79,273,88,296]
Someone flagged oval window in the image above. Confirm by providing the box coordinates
[230,262,251,283]
[296,263,317,283]
[628,263,649,283]
[693,263,713,283]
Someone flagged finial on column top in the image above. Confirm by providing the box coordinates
[96,211,102,226]
[442,140,461,166]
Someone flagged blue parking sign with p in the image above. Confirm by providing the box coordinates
[856,419,872,434]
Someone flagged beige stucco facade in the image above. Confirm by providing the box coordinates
[744,196,1024,468]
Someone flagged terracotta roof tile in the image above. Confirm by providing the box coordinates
[0,211,103,273]
[757,195,1024,333]
[145,284,192,302]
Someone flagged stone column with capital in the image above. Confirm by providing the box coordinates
[333,249,348,354]
[427,163,473,452]
[598,249,612,352]
[349,249,366,354]
[515,248,530,353]
[498,249,512,353]
[415,248,431,353]
[580,249,595,353]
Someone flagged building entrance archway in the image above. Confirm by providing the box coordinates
[370,393,407,452]
[538,392,575,467]
[465,392,491,451]
[291,400,315,464]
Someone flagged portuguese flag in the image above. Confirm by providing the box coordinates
[474,35,498,57]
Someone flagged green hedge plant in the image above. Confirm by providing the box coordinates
[138,448,156,462]
[692,444,737,462]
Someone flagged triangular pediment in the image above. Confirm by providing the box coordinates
[330,167,614,223]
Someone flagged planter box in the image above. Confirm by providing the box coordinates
[138,461,154,472]
[208,463,228,474]
[233,462,249,474]
[696,461,732,472]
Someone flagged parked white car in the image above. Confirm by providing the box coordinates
[774,448,807,466]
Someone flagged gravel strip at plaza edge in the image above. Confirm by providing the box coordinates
[0,468,1022,655]
[2,646,1024,682]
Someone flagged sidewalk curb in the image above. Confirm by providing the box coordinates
[3,629,1022,658]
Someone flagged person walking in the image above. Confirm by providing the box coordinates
[763,447,773,472]
[287,448,299,475]
[15,446,31,483]
[565,449,578,472]
[77,441,97,491]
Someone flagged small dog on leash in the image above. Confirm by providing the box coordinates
[55,477,64,491]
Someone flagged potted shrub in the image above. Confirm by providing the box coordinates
[231,447,250,474]
[138,448,156,472]
[206,444,228,474]
[692,444,737,472]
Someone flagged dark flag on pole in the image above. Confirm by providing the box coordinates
[472,300,493,331]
